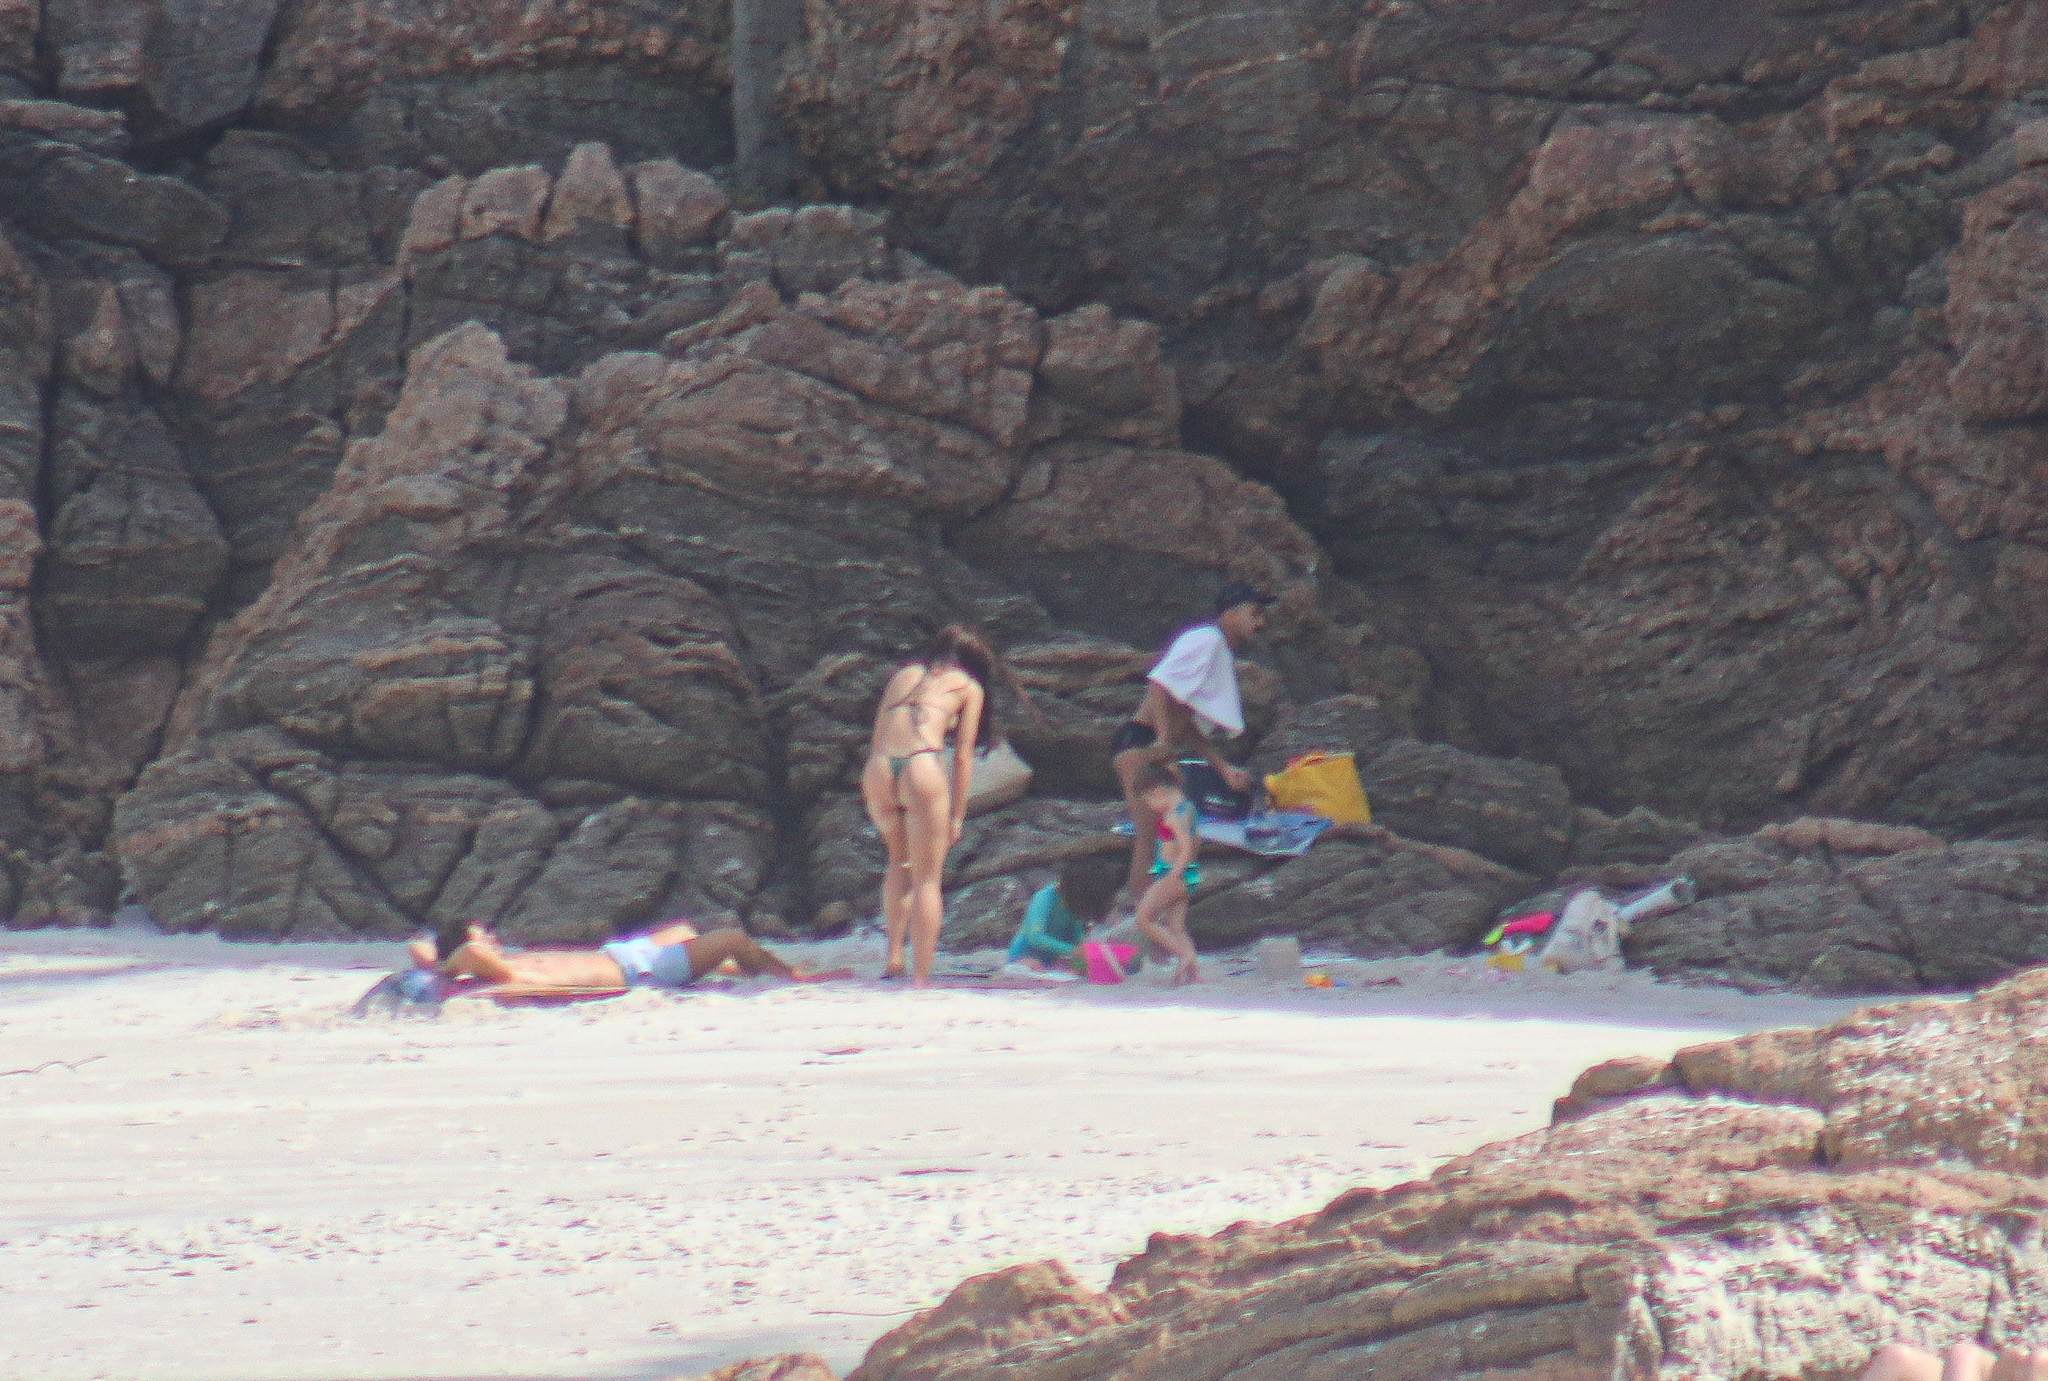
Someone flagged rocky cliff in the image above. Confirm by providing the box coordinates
[5,1,2048,987]
[702,967,2048,1381]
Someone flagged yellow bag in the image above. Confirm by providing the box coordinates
[1263,751,1371,824]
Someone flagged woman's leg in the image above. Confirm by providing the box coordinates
[861,758,914,977]
[443,939,519,984]
[683,929,797,980]
[897,755,955,987]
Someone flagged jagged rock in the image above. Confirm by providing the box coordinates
[0,99,127,155]
[951,441,1318,652]
[107,156,1330,938]
[0,142,227,265]
[1246,693,1402,779]
[684,1357,839,1381]
[1033,304,1180,447]
[253,0,731,172]
[628,160,730,266]
[1756,816,1945,855]
[199,131,398,269]
[45,0,279,135]
[1187,826,1531,954]
[1566,804,1715,871]
[1626,829,2048,994]
[1361,739,1574,876]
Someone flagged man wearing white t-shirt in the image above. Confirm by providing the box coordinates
[1110,581,1274,905]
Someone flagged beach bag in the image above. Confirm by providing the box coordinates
[1538,890,1627,974]
[1263,751,1371,824]
[943,741,1034,816]
[1082,941,1139,984]
[1176,759,1255,820]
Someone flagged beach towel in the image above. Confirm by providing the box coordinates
[348,969,629,1013]
[1115,809,1331,858]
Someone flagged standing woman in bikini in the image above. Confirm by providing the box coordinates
[862,625,1001,987]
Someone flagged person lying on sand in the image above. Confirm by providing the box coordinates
[408,917,834,991]
[1862,1342,2048,1381]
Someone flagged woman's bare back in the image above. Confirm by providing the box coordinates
[870,664,976,756]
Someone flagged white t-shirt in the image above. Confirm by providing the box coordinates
[1148,624,1243,738]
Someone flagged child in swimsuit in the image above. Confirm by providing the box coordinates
[1130,760,1202,985]
[1003,854,1124,979]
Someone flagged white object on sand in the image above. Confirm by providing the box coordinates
[1254,935,1303,979]
[1540,891,1627,974]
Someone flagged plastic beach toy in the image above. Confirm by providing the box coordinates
[1082,941,1139,984]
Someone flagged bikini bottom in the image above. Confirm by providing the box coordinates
[1110,721,1158,755]
[878,746,945,782]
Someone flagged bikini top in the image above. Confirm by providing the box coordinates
[1155,799,1196,842]
[878,666,962,745]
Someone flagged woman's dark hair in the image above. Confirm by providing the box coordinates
[922,623,1029,745]
[434,915,477,962]
[1058,855,1124,924]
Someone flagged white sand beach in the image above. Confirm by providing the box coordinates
[0,925,1870,1381]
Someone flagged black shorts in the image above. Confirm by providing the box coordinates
[1110,721,1158,755]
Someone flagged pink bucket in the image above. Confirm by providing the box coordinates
[1082,941,1138,984]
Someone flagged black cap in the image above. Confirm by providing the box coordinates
[1214,580,1277,616]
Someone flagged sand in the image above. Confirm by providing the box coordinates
[0,924,1871,1381]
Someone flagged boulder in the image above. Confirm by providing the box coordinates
[1362,739,1574,876]
[0,141,227,265]
[1569,805,1712,865]
[253,0,731,171]
[1187,827,1531,954]
[1627,829,2048,994]
[1246,693,1401,780]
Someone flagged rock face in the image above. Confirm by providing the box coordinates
[105,155,1341,942]
[779,0,2048,837]
[0,92,1577,947]
[720,969,2048,1381]
[3,0,2048,972]
[1628,822,2048,995]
